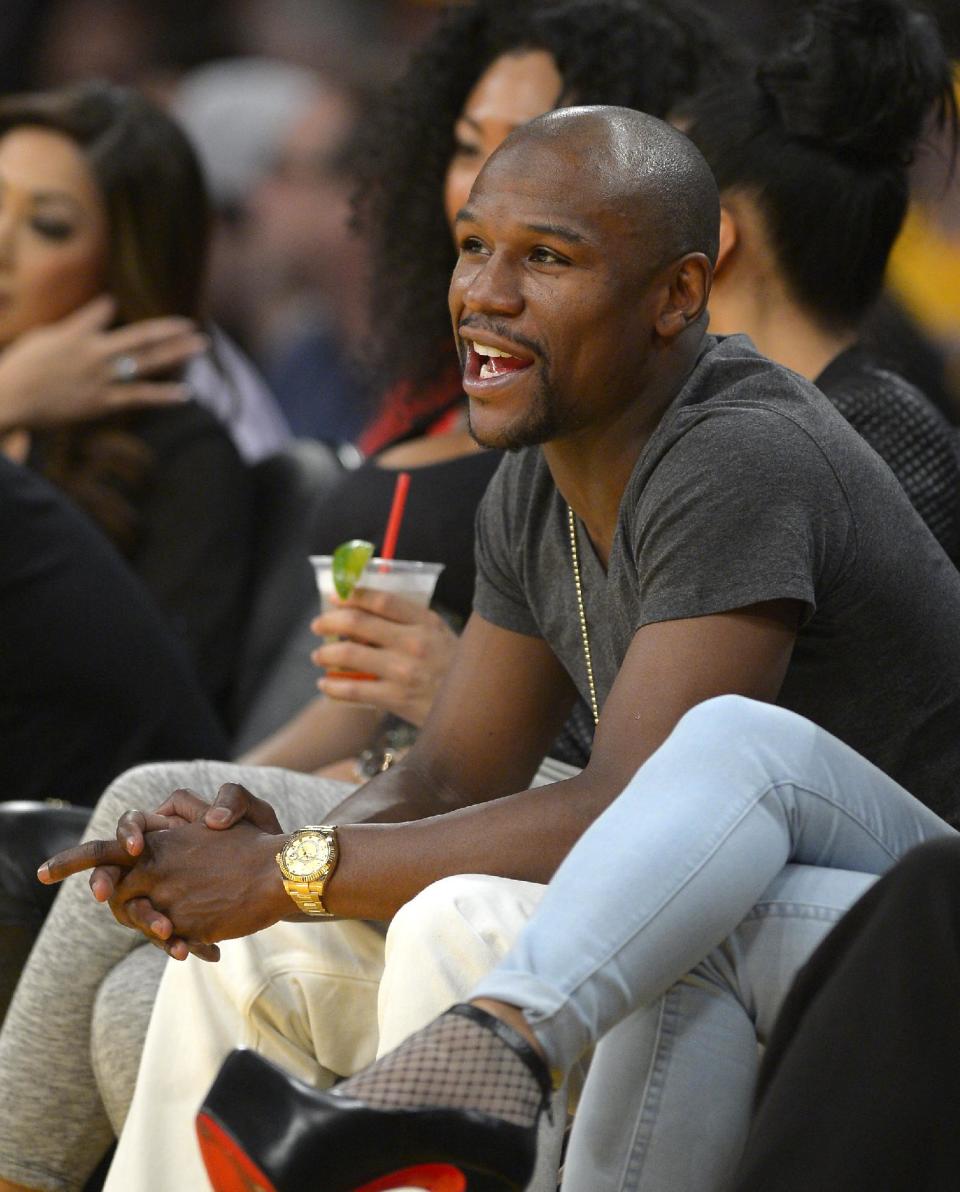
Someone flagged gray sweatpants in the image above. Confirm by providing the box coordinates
[0,759,353,1192]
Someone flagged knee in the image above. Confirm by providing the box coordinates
[673,694,785,745]
[386,874,541,968]
[388,875,497,953]
[672,696,772,739]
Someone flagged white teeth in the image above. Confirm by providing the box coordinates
[479,360,497,379]
[473,342,513,357]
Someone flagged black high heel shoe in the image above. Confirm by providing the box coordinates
[196,1003,552,1192]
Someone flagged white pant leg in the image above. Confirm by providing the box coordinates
[104,767,360,1192]
[105,917,388,1192]
[0,760,352,1192]
[109,875,553,1191]
[380,875,568,1192]
[377,873,547,1053]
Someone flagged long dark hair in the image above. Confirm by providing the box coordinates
[351,0,744,402]
[684,0,958,331]
[0,81,210,321]
[0,82,212,551]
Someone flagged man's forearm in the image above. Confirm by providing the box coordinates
[324,769,618,921]
[324,750,502,826]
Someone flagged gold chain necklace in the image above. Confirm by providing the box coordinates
[567,504,600,726]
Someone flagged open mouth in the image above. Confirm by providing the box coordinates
[462,339,534,387]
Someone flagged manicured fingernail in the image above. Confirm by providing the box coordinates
[36,863,49,881]
[207,807,230,825]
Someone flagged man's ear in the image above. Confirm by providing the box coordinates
[654,252,712,340]
[715,206,737,276]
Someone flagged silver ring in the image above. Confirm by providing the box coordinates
[110,353,138,382]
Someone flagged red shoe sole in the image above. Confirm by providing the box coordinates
[197,1112,469,1192]
[197,1113,278,1192]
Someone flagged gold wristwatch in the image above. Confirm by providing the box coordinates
[276,825,339,917]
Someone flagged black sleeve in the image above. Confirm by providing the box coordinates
[132,404,254,713]
[0,458,228,805]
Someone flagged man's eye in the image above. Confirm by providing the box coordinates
[530,246,566,265]
[459,236,489,255]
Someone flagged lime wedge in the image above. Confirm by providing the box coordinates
[332,539,374,599]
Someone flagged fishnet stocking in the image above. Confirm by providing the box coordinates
[331,1008,542,1128]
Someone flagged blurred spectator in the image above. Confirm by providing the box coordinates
[168,58,320,355]
[170,57,319,221]
[878,86,960,419]
[170,58,373,445]
[226,0,436,86]
[246,79,373,443]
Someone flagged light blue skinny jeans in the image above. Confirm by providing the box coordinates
[471,695,956,1191]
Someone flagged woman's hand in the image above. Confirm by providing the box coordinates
[0,294,208,434]
[313,588,459,727]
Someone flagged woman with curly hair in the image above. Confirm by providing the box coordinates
[0,82,255,720]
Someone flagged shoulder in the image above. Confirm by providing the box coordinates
[0,455,64,554]
[650,336,861,475]
[818,349,957,437]
[679,334,816,409]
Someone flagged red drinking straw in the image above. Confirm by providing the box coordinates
[380,471,411,562]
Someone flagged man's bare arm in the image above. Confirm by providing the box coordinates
[321,612,580,825]
[321,598,802,919]
[42,600,802,950]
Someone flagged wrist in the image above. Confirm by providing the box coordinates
[264,832,298,921]
[274,826,341,918]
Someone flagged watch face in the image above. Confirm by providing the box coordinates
[283,833,333,879]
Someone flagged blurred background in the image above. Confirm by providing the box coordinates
[1,0,955,419]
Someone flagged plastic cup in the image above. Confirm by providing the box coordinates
[309,555,445,680]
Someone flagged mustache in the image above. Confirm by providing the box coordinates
[456,319,548,366]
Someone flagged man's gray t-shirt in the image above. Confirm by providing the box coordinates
[474,334,960,823]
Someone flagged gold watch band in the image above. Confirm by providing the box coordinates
[282,878,334,917]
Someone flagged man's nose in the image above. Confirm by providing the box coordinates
[460,251,523,317]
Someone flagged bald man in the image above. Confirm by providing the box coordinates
[43,107,960,1189]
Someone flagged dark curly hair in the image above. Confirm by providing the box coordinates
[351,0,745,402]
